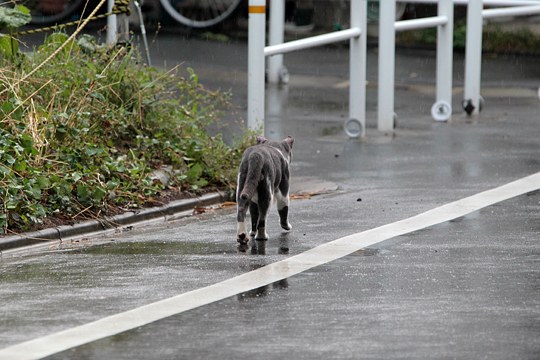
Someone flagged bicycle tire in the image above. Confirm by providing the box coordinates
[16,0,86,25]
[160,0,242,29]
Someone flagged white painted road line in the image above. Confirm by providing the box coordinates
[1,171,539,360]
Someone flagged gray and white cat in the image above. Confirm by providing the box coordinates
[236,135,294,245]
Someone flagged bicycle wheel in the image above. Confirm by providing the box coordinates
[160,0,242,29]
[16,0,85,25]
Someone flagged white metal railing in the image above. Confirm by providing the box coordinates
[381,0,540,128]
[248,0,540,137]
[378,0,454,131]
[464,1,540,115]
[247,0,368,137]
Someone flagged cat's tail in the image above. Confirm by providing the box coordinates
[240,152,263,201]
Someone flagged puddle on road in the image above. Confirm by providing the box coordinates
[73,240,237,256]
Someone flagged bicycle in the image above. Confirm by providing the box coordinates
[158,0,406,30]
[159,0,243,29]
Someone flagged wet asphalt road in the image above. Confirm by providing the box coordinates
[1,31,540,359]
[44,194,540,360]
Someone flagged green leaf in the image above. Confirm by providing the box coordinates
[93,186,107,201]
[77,34,97,53]
[0,7,31,29]
[15,5,31,16]
[193,178,208,188]
[14,160,27,172]
[90,92,106,102]
[26,186,41,199]
[77,184,89,201]
[0,101,13,114]
[186,163,203,180]
[36,176,50,189]
[3,153,16,165]
[19,134,35,154]
[85,147,104,156]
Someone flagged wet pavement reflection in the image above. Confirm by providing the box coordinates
[237,234,291,255]
[237,278,289,301]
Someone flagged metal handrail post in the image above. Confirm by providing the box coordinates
[434,0,454,120]
[247,0,267,130]
[268,0,286,84]
[349,0,367,137]
[106,0,117,45]
[377,0,397,132]
[464,0,483,116]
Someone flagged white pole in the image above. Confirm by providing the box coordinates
[268,0,286,84]
[464,0,483,116]
[247,0,267,130]
[106,0,117,46]
[349,0,367,137]
[436,0,454,116]
[377,0,396,132]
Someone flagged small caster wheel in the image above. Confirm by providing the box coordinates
[431,100,452,122]
[344,118,364,138]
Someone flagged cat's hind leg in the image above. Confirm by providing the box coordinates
[249,200,259,238]
[236,199,250,245]
[276,188,292,231]
[254,184,272,240]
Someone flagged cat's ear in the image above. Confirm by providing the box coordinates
[284,136,294,149]
[256,135,268,144]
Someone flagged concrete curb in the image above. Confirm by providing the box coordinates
[0,192,227,251]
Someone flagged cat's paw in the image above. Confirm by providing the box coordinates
[237,233,249,245]
[281,222,292,231]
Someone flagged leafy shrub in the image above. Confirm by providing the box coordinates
[0,30,252,234]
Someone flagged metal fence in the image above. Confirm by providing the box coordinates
[247,0,368,136]
[248,0,540,137]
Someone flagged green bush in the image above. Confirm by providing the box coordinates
[0,30,252,234]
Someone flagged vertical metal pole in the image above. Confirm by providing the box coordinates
[247,0,267,131]
[106,0,117,46]
[268,0,285,84]
[134,1,152,66]
[464,0,483,116]
[437,0,454,110]
[266,84,289,139]
[377,0,396,132]
[349,0,367,136]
